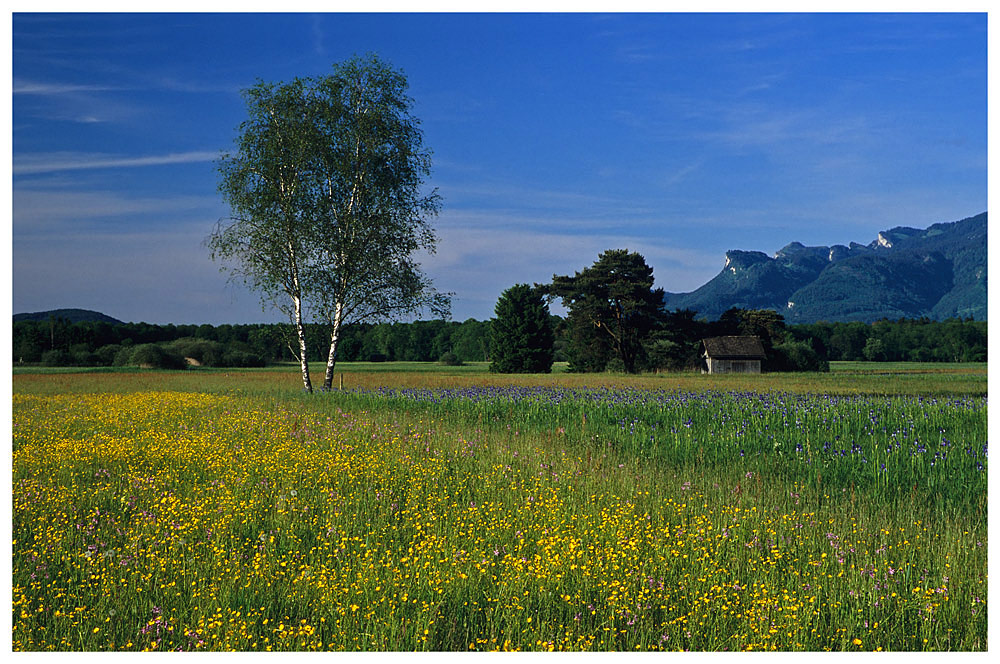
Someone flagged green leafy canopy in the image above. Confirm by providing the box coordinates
[207,54,449,391]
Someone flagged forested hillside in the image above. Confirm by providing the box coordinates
[13,308,124,325]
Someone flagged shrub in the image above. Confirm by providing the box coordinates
[220,349,266,368]
[93,344,122,366]
[112,346,134,367]
[604,357,627,373]
[167,338,222,366]
[771,340,829,372]
[40,349,73,367]
[70,349,99,366]
[163,337,265,368]
[127,344,187,370]
[863,337,886,362]
[438,351,463,366]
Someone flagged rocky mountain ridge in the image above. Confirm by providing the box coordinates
[663,212,987,323]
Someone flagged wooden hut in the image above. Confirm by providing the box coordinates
[701,336,766,374]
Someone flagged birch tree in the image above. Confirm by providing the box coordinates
[305,55,448,390]
[209,55,447,392]
[209,78,318,392]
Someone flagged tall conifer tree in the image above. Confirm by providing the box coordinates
[489,284,554,373]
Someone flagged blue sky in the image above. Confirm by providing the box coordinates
[11,11,988,324]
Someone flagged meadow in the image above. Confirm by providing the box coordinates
[11,362,988,651]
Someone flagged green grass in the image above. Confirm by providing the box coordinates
[11,363,988,651]
[12,360,987,397]
[830,361,987,374]
[314,360,498,373]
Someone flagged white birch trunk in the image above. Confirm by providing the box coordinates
[323,300,344,390]
[292,292,313,393]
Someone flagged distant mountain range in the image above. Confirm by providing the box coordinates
[663,212,987,323]
[13,214,987,328]
[13,308,125,325]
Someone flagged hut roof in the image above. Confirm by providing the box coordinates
[702,336,766,359]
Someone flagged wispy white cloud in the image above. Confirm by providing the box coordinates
[13,72,237,127]
[310,14,326,58]
[15,73,239,96]
[703,105,873,151]
[13,79,124,95]
[13,151,220,175]
[833,15,985,56]
[13,188,222,233]
[663,159,704,187]
[13,76,139,124]
[146,75,242,94]
[419,218,722,319]
[435,177,661,228]
[451,181,621,208]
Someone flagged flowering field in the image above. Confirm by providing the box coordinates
[11,376,987,651]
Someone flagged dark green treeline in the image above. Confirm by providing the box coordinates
[12,314,986,369]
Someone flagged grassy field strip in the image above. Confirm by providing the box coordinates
[11,378,987,651]
[11,361,988,397]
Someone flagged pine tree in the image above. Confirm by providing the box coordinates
[489,284,554,373]
[547,250,664,373]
